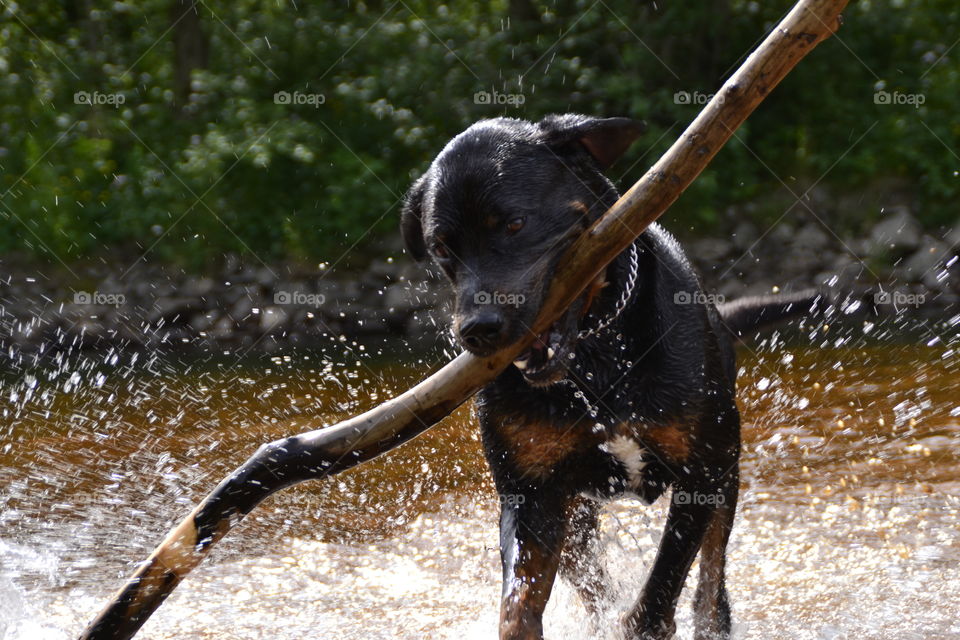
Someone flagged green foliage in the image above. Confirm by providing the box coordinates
[1,0,957,266]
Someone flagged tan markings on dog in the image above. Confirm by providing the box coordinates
[694,505,734,633]
[569,200,590,215]
[642,423,692,462]
[500,563,553,637]
[498,421,581,479]
[618,421,692,463]
[483,214,498,229]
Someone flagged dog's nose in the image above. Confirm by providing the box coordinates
[458,311,506,352]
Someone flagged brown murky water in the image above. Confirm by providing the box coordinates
[2,315,959,639]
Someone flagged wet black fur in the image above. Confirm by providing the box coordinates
[401,114,817,640]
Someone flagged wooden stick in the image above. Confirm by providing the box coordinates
[79,2,846,637]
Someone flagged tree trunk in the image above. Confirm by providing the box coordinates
[170,0,208,109]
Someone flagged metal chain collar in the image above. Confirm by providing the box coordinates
[577,240,640,340]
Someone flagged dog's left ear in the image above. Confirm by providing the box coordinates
[400,173,429,261]
[539,114,646,169]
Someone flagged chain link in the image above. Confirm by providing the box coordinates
[577,240,639,340]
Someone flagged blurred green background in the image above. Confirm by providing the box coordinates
[1,0,957,268]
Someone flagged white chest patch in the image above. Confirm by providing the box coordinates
[600,435,647,485]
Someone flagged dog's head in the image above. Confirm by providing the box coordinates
[401,114,644,386]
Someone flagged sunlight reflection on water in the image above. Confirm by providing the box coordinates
[2,316,959,639]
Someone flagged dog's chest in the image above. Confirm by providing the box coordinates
[585,431,665,502]
[599,434,648,486]
[487,418,590,480]
[484,413,655,496]
[478,379,692,498]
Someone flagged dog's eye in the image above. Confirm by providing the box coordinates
[506,217,525,234]
[431,243,450,260]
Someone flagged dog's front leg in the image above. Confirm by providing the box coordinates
[498,485,569,640]
[559,495,609,618]
[623,485,715,640]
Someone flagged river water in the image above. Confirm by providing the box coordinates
[1,314,958,639]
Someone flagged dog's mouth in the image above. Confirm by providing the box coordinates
[511,270,609,387]
[512,307,580,387]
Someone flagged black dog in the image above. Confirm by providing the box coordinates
[400,114,816,640]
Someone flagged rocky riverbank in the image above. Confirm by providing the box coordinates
[1,210,957,355]
[693,207,958,301]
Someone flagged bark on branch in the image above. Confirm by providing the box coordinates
[79,2,847,637]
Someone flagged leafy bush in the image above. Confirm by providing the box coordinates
[1,0,956,267]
